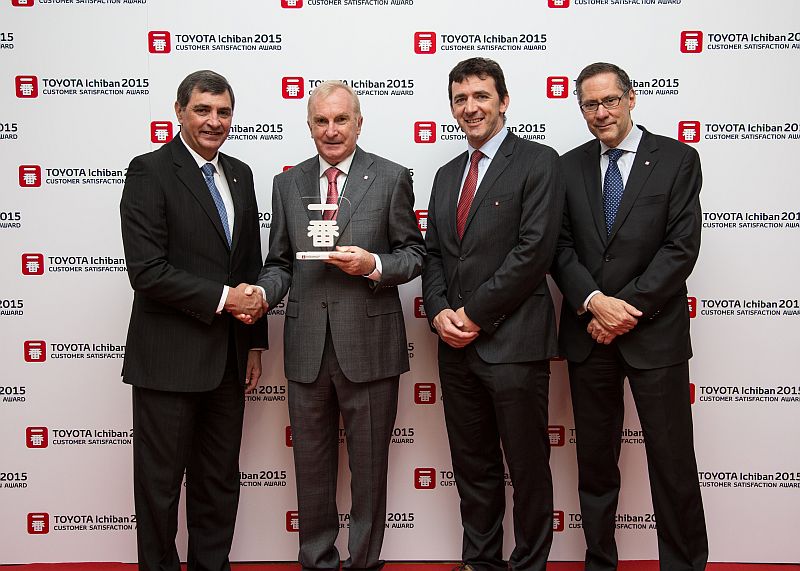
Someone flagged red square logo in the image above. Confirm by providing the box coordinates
[414,467,436,489]
[281,0,302,6]
[548,0,569,7]
[687,296,697,318]
[415,209,428,232]
[282,77,304,99]
[282,165,294,172]
[26,427,48,448]
[24,340,47,363]
[150,121,173,144]
[414,383,437,405]
[680,31,703,53]
[15,75,38,98]
[22,253,44,276]
[678,121,700,144]
[19,165,42,187]
[414,122,436,144]
[548,425,565,447]
[553,510,565,532]
[413,297,426,319]
[12,0,35,5]
[689,382,696,405]
[285,510,299,532]
[547,76,569,99]
[414,32,436,54]
[285,425,293,447]
[148,31,171,53]
[27,513,49,534]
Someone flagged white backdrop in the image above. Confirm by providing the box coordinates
[2,0,799,564]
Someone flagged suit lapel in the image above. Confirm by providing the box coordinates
[335,147,375,246]
[608,128,659,242]
[460,132,514,238]
[171,138,230,250]
[581,140,608,244]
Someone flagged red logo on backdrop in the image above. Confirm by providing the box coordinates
[414,383,437,405]
[26,427,48,448]
[680,31,703,53]
[148,31,171,53]
[27,513,49,534]
[548,0,569,7]
[547,76,569,99]
[687,296,697,318]
[282,77,304,99]
[413,297,426,319]
[282,165,294,172]
[415,209,428,232]
[678,121,701,144]
[12,0,35,6]
[548,426,565,447]
[150,121,174,144]
[414,468,436,489]
[22,253,44,276]
[414,32,436,54]
[285,426,293,447]
[689,382,696,405]
[553,510,565,532]
[19,165,42,187]
[24,340,47,363]
[414,122,436,144]
[285,511,300,532]
[281,0,303,6]
[15,75,38,98]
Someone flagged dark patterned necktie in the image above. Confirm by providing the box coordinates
[603,148,625,236]
[456,150,484,239]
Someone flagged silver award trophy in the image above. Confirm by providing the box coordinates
[296,196,352,260]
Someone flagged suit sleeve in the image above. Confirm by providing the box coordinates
[257,174,294,307]
[465,146,566,334]
[420,168,450,327]
[614,146,702,316]
[373,167,425,290]
[120,155,223,325]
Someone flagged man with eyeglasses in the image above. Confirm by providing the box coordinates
[551,62,707,571]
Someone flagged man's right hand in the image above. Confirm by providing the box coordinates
[433,308,479,349]
[225,283,268,324]
[586,293,641,335]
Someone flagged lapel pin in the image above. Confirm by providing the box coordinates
[644,161,650,166]
[233,177,238,182]
[363,175,369,180]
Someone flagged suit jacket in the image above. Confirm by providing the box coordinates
[257,146,425,383]
[551,125,702,369]
[422,131,564,364]
[120,136,268,392]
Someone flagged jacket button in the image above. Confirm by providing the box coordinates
[459,256,465,261]
[604,255,613,262]
[457,294,463,300]
[321,302,327,309]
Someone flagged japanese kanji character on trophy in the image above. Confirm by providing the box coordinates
[296,195,352,260]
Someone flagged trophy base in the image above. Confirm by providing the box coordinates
[296,251,333,260]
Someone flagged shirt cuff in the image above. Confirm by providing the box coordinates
[364,253,382,281]
[216,285,229,314]
[580,290,601,315]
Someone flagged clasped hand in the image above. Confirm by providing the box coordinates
[225,283,269,324]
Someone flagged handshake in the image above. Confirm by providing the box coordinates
[223,283,269,324]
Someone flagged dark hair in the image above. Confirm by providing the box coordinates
[448,57,509,103]
[575,62,631,102]
[176,70,235,110]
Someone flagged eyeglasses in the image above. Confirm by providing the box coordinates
[579,90,630,114]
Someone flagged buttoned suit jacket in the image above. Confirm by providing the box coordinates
[120,135,268,392]
[422,131,564,363]
[551,126,702,369]
[257,146,425,383]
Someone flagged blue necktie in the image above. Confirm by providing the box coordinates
[603,148,625,236]
[201,162,232,246]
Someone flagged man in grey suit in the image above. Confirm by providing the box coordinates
[551,62,707,571]
[251,80,424,571]
[421,58,565,571]
[120,70,268,571]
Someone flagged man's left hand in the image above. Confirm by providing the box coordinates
[245,349,263,393]
[587,317,617,345]
[455,307,481,333]
[325,246,375,276]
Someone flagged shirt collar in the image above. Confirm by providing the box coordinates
[600,124,642,156]
[319,150,356,178]
[468,126,508,160]
[179,132,221,172]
